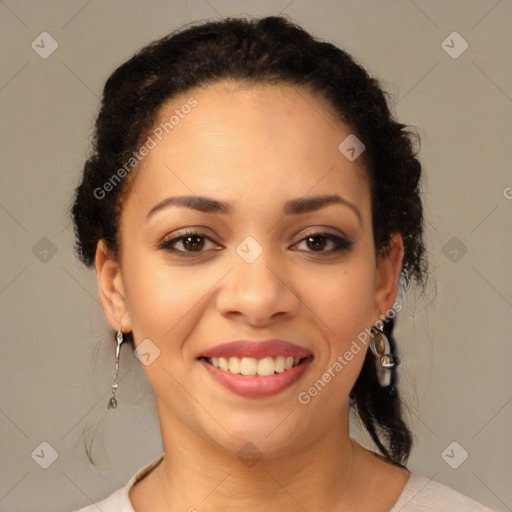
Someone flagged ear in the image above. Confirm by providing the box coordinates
[95,239,132,332]
[373,233,404,322]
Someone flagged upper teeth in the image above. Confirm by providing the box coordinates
[210,356,301,376]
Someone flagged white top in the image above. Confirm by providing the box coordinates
[72,454,496,511]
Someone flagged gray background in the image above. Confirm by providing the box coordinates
[1,1,511,511]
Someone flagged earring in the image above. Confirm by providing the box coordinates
[107,324,124,410]
[369,324,399,388]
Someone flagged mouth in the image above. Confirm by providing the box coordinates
[197,340,314,398]
[196,339,314,398]
[198,355,313,376]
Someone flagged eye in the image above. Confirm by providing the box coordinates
[158,229,353,256]
[158,230,221,254]
[293,231,354,254]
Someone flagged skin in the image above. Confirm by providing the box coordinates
[95,80,408,511]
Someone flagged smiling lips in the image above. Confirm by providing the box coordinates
[197,339,314,398]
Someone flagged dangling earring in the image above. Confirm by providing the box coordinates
[107,324,124,410]
[369,323,399,388]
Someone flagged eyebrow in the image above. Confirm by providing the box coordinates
[146,194,362,226]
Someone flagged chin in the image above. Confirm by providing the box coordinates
[203,409,311,461]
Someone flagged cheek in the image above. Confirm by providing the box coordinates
[297,269,374,409]
[123,263,192,338]
[122,254,226,351]
[306,261,376,341]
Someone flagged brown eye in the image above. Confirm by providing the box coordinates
[305,235,328,251]
[159,230,219,254]
[180,234,205,252]
[294,232,354,254]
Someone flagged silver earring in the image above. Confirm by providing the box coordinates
[369,325,399,388]
[107,324,124,410]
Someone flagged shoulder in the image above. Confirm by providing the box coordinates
[390,472,497,511]
[70,485,132,512]
[68,453,165,512]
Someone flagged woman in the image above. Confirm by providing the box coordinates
[70,15,494,512]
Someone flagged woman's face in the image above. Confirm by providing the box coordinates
[97,81,403,457]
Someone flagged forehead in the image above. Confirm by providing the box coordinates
[123,80,370,219]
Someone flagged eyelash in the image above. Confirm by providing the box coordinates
[158,229,354,256]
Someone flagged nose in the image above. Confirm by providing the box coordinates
[216,245,300,327]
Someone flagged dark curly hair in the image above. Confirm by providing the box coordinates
[71,15,427,468]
